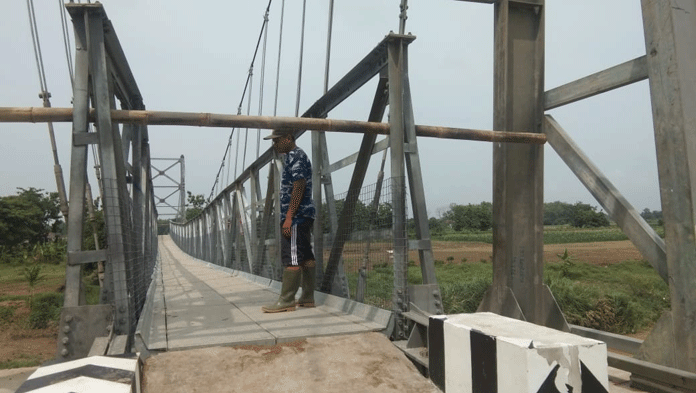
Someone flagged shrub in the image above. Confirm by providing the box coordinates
[440,277,491,314]
[29,292,63,329]
[0,306,16,325]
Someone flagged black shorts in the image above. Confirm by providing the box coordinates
[281,219,315,267]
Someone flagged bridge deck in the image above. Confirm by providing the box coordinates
[142,237,390,351]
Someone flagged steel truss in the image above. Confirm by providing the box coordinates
[3,2,691,389]
[56,3,159,361]
[151,156,185,221]
[168,33,447,341]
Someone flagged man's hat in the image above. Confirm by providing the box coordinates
[263,129,290,140]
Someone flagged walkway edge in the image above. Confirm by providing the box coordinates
[202,262,394,329]
[134,258,162,358]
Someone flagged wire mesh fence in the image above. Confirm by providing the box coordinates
[100,177,159,336]
[324,176,407,309]
[170,176,409,311]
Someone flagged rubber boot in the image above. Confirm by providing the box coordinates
[297,260,316,308]
[262,267,301,313]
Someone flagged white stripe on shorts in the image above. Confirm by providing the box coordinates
[291,222,298,266]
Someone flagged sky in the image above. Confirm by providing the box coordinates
[0,0,659,219]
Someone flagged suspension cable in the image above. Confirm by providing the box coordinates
[58,0,74,88]
[324,0,335,94]
[242,64,254,173]
[294,0,307,117]
[27,0,48,94]
[208,0,273,201]
[257,9,270,160]
[273,0,285,117]
[26,0,71,221]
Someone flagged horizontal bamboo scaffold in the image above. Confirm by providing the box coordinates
[0,107,546,144]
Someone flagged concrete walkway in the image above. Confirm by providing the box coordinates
[142,237,390,351]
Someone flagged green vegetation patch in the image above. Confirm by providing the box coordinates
[546,259,669,334]
[29,292,63,329]
[434,226,637,244]
[0,354,43,370]
[0,305,17,325]
[350,258,668,335]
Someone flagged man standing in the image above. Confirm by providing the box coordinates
[262,130,317,313]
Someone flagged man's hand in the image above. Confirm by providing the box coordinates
[283,179,306,239]
[282,216,292,239]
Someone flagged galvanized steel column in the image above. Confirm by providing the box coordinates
[483,0,567,330]
[387,35,410,340]
[88,10,132,335]
[637,0,696,373]
[64,12,90,308]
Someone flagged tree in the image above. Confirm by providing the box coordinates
[569,202,610,228]
[429,217,444,234]
[544,201,574,226]
[185,192,206,221]
[0,188,62,248]
[640,208,662,222]
[157,219,171,235]
[83,208,106,250]
[442,202,492,231]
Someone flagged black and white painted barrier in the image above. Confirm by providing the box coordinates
[428,312,608,393]
[15,355,140,393]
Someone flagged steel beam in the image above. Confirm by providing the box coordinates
[544,56,648,110]
[320,74,389,293]
[637,0,696,373]
[387,34,412,340]
[64,11,90,311]
[325,138,390,175]
[482,0,568,330]
[255,168,276,276]
[544,115,668,282]
[88,10,132,336]
[400,40,440,294]
[249,171,260,273]
[235,187,256,273]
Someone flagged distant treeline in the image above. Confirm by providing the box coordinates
[428,201,662,232]
[165,192,664,236]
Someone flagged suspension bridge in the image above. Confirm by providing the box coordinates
[2,1,696,392]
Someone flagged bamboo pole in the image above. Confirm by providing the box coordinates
[0,106,546,144]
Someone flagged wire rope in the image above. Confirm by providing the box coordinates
[208,0,273,201]
[242,66,253,173]
[26,0,48,93]
[273,0,285,117]
[257,9,270,160]
[294,0,307,117]
[58,0,74,88]
[324,0,335,94]
[233,117,241,181]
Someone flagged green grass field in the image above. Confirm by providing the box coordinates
[0,261,100,369]
[0,225,669,369]
[432,224,665,244]
[347,257,668,335]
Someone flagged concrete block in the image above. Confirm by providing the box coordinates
[429,312,608,393]
[16,355,140,393]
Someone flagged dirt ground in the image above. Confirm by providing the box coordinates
[426,240,643,266]
[0,240,644,373]
[0,285,60,370]
[142,332,440,393]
